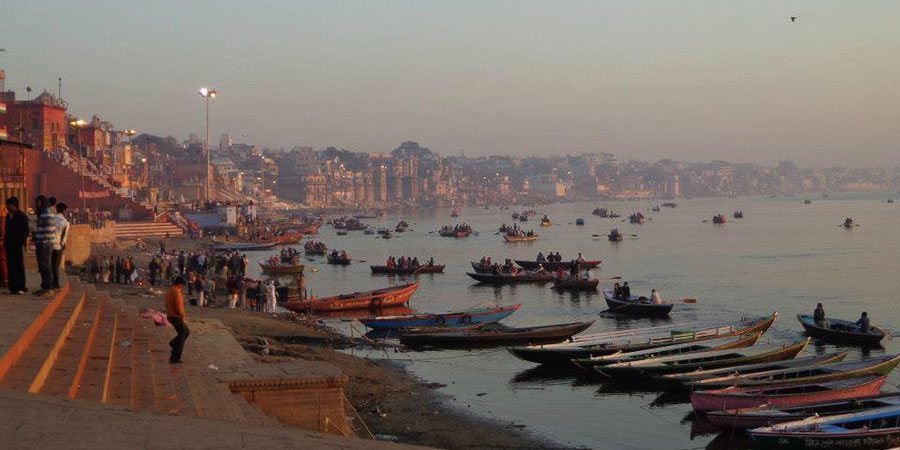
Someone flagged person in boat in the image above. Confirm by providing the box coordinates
[556,266,566,279]
[411,257,420,269]
[536,252,546,263]
[340,250,349,260]
[386,256,396,269]
[650,289,663,304]
[813,303,827,327]
[569,260,579,278]
[576,252,585,263]
[613,282,622,299]
[427,256,434,266]
[622,282,631,299]
[854,311,871,333]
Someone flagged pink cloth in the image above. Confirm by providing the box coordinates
[139,308,170,327]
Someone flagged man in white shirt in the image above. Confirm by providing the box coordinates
[650,289,663,305]
[51,202,71,290]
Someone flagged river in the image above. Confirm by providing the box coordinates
[248,192,900,449]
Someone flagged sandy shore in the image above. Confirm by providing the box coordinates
[84,237,562,449]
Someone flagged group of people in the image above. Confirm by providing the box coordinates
[85,255,140,284]
[503,223,535,237]
[384,255,433,270]
[4,195,70,295]
[611,282,664,304]
[813,303,872,333]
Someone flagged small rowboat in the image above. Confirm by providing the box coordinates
[749,404,900,450]
[515,260,601,271]
[603,289,673,317]
[213,242,278,252]
[657,352,849,385]
[326,254,352,265]
[470,261,497,274]
[575,218,585,226]
[692,354,900,389]
[691,375,887,413]
[797,314,886,346]
[571,332,763,372]
[466,271,555,285]
[282,283,419,313]
[359,304,521,330]
[705,392,900,430]
[258,261,305,275]
[399,321,594,348]
[507,313,778,366]
[595,338,810,378]
[370,264,445,275]
[503,234,538,243]
[552,277,600,291]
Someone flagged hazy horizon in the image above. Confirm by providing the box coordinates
[2,1,899,166]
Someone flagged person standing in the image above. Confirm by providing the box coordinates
[177,251,186,275]
[33,195,59,295]
[265,279,277,313]
[165,277,190,364]
[51,202,70,290]
[4,197,29,294]
[148,257,161,286]
[114,256,123,284]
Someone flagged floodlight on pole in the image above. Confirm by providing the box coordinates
[198,87,217,204]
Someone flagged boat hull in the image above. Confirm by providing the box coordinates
[603,292,673,317]
[400,321,593,348]
[359,304,521,330]
[282,283,419,313]
[751,430,900,450]
[466,272,554,284]
[515,260,601,271]
[798,314,885,346]
[259,263,305,275]
[691,376,886,413]
[503,235,538,242]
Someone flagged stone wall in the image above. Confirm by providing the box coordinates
[65,222,116,266]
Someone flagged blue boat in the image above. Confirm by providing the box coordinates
[751,405,900,449]
[359,304,521,330]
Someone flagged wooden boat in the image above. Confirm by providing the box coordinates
[370,264,445,275]
[399,321,594,348]
[693,354,900,389]
[450,208,461,218]
[629,212,645,224]
[733,211,744,219]
[603,289,673,317]
[336,230,348,236]
[507,313,778,366]
[595,339,810,378]
[325,253,352,265]
[552,277,600,291]
[540,219,552,227]
[705,392,900,430]
[575,218,585,226]
[691,375,887,413]
[212,241,278,252]
[359,304,521,330]
[504,234,538,243]
[514,260,601,271]
[213,233,302,246]
[798,314,886,346]
[282,283,419,313]
[466,271,554,285]
[470,261,500,274]
[571,332,763,372]
[749,404,900,450]
[258,261,305,275]
[657,352,849,385]
[712,214,727,224]
[608,229,624,242]
[439,227,473,238]
[652,205,661,212]
[662,202,677,208]
[303,241,327,256]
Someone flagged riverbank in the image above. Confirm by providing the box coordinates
[83,237,559,449]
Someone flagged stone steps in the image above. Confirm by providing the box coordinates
[114,221,184,239]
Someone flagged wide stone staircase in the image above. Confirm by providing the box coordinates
[114,221,185,239]
[0,278,405,449]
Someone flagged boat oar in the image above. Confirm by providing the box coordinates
[674,298,698,304]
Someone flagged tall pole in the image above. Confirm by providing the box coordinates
[205,95,210,204]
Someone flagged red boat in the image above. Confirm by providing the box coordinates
[690,376,887,413]
[282,283,419,313]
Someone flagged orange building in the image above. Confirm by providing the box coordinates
[0,91,68,152]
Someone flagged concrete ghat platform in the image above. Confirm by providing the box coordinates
[0,389,422,449]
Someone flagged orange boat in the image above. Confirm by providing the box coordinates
[282,283,419,313]
[504,234,538,243]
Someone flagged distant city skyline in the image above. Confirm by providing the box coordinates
[2,1,899,167]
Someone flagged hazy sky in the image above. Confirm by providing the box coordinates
[2,1,899,166]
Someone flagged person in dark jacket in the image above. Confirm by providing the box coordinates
[622,282,631,299]
[4,197,29,294]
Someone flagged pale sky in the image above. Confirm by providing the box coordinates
[2,1,899,166]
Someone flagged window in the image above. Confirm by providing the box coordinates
[32,118,39,130]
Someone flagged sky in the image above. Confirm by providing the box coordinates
[1,0,899,166]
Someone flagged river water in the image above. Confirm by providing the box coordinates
[249,193,900,450]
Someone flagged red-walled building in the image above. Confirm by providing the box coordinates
[0,91,68,152]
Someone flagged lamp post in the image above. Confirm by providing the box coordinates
[121,129,137,186]
[69,118,88,220]
[198,87,217,205]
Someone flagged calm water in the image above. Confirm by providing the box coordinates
[249,193,900,450]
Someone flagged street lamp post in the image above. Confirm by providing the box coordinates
[69,118,88,221]
[198,87,217,206]
[121,129,137,186]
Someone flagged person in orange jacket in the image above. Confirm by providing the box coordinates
[166,276,190,363]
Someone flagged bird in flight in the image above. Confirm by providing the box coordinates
[790,16,797,23]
